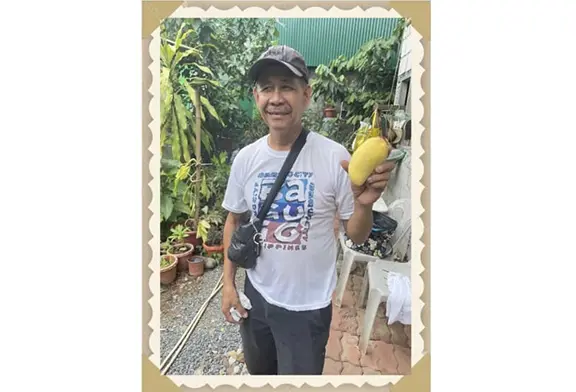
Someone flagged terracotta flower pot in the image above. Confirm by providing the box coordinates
[168,242,195,272]
[324,107,336,118]
[202,243,224,256]
[188,255,205,277]
[160,255,178,285]
[183,231,201,247]
[182,219,201,247]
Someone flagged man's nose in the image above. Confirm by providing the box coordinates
[269,89,285,104]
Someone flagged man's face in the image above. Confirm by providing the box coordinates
[253,64,311,133]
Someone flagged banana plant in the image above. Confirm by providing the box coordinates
[160,22,224,163]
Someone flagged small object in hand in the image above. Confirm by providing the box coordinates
[230,290,252,322]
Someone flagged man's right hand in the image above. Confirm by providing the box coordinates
[221,284,248,324]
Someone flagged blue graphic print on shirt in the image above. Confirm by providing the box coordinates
[251,170,315,251]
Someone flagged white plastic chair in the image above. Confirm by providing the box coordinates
[333,228,377,307]
[357,259,411,355]
[387,200,412,263]
[333,198,411,307]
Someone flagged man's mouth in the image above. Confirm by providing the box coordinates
[266,110,290,116]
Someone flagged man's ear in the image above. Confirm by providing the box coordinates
[304,84,312,107]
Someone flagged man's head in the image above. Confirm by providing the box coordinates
[248,46,312,135]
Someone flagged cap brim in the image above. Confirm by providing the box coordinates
[248,58,305,82]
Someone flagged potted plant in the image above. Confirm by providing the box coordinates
[160,254,178,284]
[323,99,337,118]
[182,218,202,247]
[167,224,195,272]
[187,255,205,277]
[168,224,193,242]
[202,224,224,256]
[160,240,171,256]
[310,63,346,119]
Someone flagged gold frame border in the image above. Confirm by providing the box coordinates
[142,2,430,390]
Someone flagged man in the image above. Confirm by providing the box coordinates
[220,45,396,375]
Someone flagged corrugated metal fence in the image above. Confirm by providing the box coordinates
[276,18,401,67]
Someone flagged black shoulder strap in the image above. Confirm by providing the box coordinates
[257,129,309,221]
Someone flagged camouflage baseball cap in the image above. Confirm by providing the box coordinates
[248,45,309,83]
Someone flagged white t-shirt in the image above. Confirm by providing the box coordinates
[222,131,355,311]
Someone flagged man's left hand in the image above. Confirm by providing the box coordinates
[340,160,396,206]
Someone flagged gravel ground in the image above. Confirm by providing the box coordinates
[160,263,247,375]
[160,240,346,376]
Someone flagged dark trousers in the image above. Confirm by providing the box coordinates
[239,274,332,375]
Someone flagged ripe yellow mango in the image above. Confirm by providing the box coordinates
[348,136,390,186]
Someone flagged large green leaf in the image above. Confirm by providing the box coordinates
[172,48,202,69]
[178,29,195,48]
[160,67,173,145]
[201,128,214,154]
[161,158,181,171]
[173,23,192,51]
[182,184,190,205]
[181,79,206,123]
[160,126,168,150]
[197,219,210,242]
[175,163,191,181]
[174,95,191,162]
[172,161,191,198]
[161,193,174,221]
[160,67,173,110]
[188,77,221,87]
[173,200,192,216]
[200,95,224,124]
[200,43,218,51]
[170,109,181,161]
[200,174,211,200]
[179,125,191,162]
[160,42,175,68]
[190,62,215,77]
[173,179,188,198]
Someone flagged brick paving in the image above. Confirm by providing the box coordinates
[324,271,412,375]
